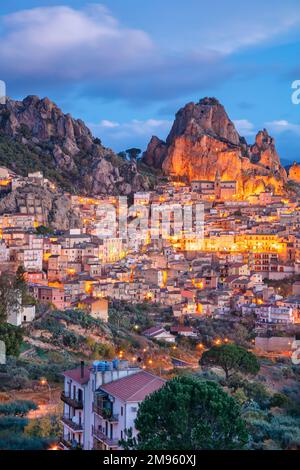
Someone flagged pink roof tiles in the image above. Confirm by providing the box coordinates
[100,371,165,402]
[64,366,90,385]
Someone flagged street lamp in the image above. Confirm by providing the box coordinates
[40,377,52,404]
[48,444,59,451]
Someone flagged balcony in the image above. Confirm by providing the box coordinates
[92,403,119,422]
[92,426,119,449]
[61,391,83,409]
[60,435,83,450]
[61,415,84,431]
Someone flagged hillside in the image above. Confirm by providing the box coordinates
[0,96,150,195]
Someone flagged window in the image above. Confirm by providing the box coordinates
[131,407,137,412]
[121,406,124,416]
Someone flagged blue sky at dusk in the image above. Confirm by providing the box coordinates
[1,0,300,163]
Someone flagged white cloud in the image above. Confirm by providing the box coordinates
[100,120,120,129]
[92,118,172,139]
[233,119,256,137]
[0,5,154,80]
[0,4,232,102]
[265,120,300,135]
[200,2,300,54]
[1,2,299,103]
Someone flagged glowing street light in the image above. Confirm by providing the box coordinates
[48,445,58,451]
[40,377,52,403]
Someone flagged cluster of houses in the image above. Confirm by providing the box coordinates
[2,168,300,451]
[1,170,300,331]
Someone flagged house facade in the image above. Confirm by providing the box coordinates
[60,361,165,450]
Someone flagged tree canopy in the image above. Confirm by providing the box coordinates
[0,273,20,323]
[200,344,260,380]
[125,148,142,160]
[0,323,24,356]
[123,376,248,450]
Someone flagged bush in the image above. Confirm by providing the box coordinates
[0,400,37,416]
[24,415,61,438]
[0,323,23,356]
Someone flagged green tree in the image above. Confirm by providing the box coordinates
[117,151,127,160]
[24,415,61,438]
[0,323,24,356]
[0,273,20,323]
[35,225,54,236]
[122,376,248,450]
[0,400,51,450]
[14,265,27,305]
[200,344,260,380]
[125,148,142,161]
[0,400,37,416]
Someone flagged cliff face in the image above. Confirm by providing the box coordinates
[142,97,287,196]
[0,184,80,230]
[288,162,300,183]
[0,96,150,195]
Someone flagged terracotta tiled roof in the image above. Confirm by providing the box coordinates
[142,326,166,336]
[64,366,90,385]
[100,371,165,402]
[170,326,194,333]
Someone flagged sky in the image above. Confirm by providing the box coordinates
[0,1,300,163]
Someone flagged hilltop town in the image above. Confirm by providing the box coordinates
[1,96,300,451]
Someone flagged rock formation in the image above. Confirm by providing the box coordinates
[0,184,81,230]
[142,97,287,196]
[0,96,150,195]
[288,161,300,183]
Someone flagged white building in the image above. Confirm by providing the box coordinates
[60,361,165,450]
[23,248,43,271]
[7,304,36,326]
[142,326,176,343]
[0,241,9,262]
[255,305,294,324]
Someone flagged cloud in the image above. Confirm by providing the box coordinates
[1,2,299,110]
[90,118,172,150]
[233,119,256,137]
[92,118,172,138]
[198,1,300,54]
[265,119,300,135]
[0,4,232,103]
[0,5,154,80]
[100,120,120,129]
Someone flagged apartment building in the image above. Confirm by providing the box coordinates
[29,284,65,309]
[61,362,89,450]
[60,361,165,450]
[255,305,294,324]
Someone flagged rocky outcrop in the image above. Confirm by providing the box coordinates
[0,184,81,230]
[0,96,150,195]
[142,136,168,169]
[142,97,287,196]
[288,161,300,183]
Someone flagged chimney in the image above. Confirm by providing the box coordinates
[80,361,84,379]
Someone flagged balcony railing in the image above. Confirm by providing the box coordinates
[60,435,83,450]
[92,426,119,448]
[61,391,83,409]
[61,415,84,431]
[92,403,119,422]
